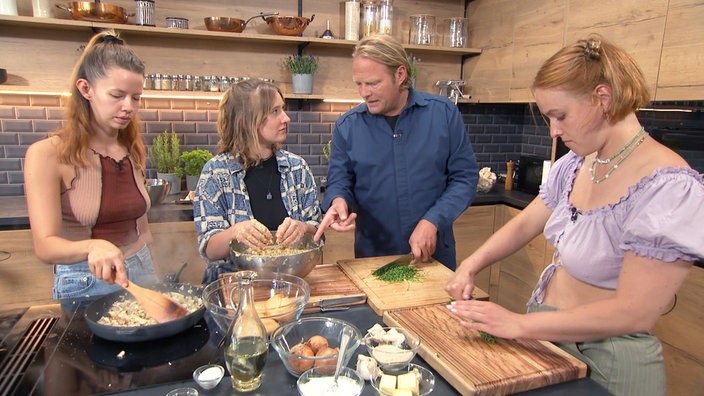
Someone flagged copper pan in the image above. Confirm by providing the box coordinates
[264,14,315,36]
[56,1,129,24]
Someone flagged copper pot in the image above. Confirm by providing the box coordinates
[56,1,129,24]
[264,14,315,36]
[205,12,278,33]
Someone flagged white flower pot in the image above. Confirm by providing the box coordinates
[292,73,314,94]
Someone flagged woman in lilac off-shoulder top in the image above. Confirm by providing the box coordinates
[445,34,704,396]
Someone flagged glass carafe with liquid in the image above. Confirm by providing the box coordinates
[224,271,269,392]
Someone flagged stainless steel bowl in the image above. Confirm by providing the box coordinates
[229,232,323,278]
[145,178,170,205]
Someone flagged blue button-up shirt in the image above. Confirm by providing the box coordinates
[194,150,321,283]
[322,88,478,269]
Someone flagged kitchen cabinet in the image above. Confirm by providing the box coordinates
[453,204,495,293]
[490,205,549,313]
[0,0,481,100]
[463,0,704,102]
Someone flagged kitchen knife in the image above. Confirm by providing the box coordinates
[372,253,415,276]
[319,295,368,312]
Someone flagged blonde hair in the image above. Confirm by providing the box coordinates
[217,79,284,170]
[54,30,146,169]
[532,33,650,123]
[353,34,413,90]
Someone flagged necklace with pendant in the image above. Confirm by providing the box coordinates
[589,128,648,184]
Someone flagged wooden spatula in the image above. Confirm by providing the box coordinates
[123,282,188,323]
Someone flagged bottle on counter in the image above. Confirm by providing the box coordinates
[345,0,360,40]
[224,271,269,392]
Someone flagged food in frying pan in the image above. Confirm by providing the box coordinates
[97,291,202,326]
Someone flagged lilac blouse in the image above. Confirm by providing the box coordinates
[529,151,704,305]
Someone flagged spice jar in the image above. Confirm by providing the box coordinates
[152,73,162,90]
[182,75,192,91]
[192,75,202,91]
[209,75,220,92]
[219,75,230,91]
[201,76,211,92]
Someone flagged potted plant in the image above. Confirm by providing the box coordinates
[284,53,319,94]
[149,130,182,195]
[180,149,213,191]
[408,54,420,88]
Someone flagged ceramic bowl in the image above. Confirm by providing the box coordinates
[271,317,362,377]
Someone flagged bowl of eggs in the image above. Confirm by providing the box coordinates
[271,317,362,377]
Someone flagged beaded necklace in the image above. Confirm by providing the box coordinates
[594,126,645,164]
[589,129,648,184]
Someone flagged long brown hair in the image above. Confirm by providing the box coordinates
[53,30,147,169]
[532,33,650,123]
[217,79,284,170]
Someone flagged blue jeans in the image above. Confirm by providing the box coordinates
[53,244,158,301]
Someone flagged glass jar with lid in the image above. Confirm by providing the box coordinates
[209,75,220,92]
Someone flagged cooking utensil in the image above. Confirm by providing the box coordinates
[205,11,278,33]
[328,325,355,391]
[372,253,415,277]
[56,1,129,23]
[319,295,367,312]
[122,281,188,323]
[84,283,205,342]
[264,14,315,36]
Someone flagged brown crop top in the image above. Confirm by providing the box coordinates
[60,150,150,246]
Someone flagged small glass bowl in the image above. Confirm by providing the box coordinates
[166,387,199,396]
[363,326,421,370]
[193,364,224,390]
[297,366,364,396]
[370,363,435,396]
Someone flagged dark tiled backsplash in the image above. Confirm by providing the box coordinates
[0,96,702,196]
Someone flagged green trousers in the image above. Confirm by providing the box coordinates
[527,303,666,396]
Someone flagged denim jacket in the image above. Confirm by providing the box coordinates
[194,150,321,282]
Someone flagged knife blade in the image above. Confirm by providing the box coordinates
[319,295,368,312]
[372,253,415,277]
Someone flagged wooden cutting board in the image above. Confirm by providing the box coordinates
[303,264,366,313]
[338,256,489,316]
[384,305,588,396]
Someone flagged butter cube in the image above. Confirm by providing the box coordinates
[397,372,419,396]
[379,374,397,395]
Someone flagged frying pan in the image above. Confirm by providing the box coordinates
[87,318,210,372]
[56,1,129,24]
[85,283,205,342]
[264,14,315,36]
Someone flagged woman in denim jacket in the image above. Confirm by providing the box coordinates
[194,79,321,284]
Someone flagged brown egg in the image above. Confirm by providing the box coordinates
[266,294,297,322]
[288,342,315,373]
[306,335,329,355]
[314,346,339,374]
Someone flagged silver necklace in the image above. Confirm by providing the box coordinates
[594,127,645,164]
[589,131,648,184]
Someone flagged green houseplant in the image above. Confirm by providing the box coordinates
[180,149,213,190]
[149,130,182,194]
[408,54,420,88]
[284,53,319,94]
